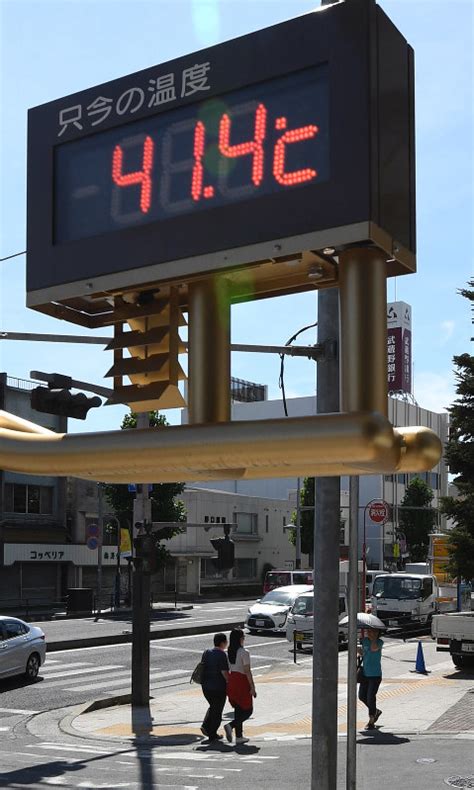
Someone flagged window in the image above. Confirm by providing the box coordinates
[340,521,346,544]
[429,472,439,489]
[4,621,26,639]
[234,558,257,579]
[233,512,258,535]
[292,595,313,616]
[4,483,54,514]
[397,474,406,485]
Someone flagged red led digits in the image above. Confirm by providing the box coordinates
[273,117,318,186]
[191,121,205,201]
[112,135,154,213]
[219,103,267,186]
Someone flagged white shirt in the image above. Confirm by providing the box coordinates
[229,646,251,675]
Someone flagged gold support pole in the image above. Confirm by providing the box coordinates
[188,277,231,425]
[339,247,388,416]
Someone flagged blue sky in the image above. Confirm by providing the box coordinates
[0,0,472,435]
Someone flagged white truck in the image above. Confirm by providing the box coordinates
[371,572,457,628]
[432,611,474,670]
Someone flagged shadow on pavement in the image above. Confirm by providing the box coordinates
[0,675,44,692]
[0,759,85,787]
[357,730,411,745]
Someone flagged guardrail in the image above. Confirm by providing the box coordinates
[0,597,68,620]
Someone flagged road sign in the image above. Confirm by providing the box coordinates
[87,524,99,538]
[27,0,415,325]
[368,500,390,524]
[86,537,98,550]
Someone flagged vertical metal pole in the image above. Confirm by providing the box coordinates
[188,277,231,425]
[312,287,340,790]
[96,483,104,617]
[338,247,388,417]
[339,246,388,790]
[115,520,121,609]
[131,412,151,709]
[380,519,385,571]
[295,477,302,570]
[362,508,367,612]
[346,475,359,790]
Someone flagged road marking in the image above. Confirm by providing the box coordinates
[64,668,190,692]
[41,664,123,680]
[41,662,93,672]
[247,639,288,648]
[150,645,205,655]
[37,743,115,755]
[0,707,39,715]
[0,727,9,731]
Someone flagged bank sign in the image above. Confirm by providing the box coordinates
[387,301,412,394]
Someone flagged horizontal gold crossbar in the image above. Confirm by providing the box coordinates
[0,411,441,484]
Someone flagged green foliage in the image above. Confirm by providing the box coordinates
[287,477,344,556]
[104,410,186,573]
[440,280,474,580]
[287,477,315,556]
[399,477,437,562]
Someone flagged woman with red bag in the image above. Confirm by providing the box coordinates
[224,628,256,745]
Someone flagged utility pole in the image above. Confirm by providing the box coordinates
[312,287,340,790]
[131,412,152,709]
[295,477,302,570]
[96,483,104,618]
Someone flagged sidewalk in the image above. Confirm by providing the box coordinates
[68,641,474,743]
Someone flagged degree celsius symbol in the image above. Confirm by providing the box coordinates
[111,103,320,214]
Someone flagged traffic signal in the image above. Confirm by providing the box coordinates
[31,387,102,420]
[133,533,158,574]
[210,535,235,571]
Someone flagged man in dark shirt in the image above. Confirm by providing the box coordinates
[201,632,229,742]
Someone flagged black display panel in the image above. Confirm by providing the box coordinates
[55,66,329,243]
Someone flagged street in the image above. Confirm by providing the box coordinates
[0,623,473,789]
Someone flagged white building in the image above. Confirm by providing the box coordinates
[180,394,448,579]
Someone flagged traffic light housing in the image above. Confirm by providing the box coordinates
[210,535,235,571]
[31,386,102,420]
[133,532,158,574]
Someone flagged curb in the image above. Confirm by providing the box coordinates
[47,619,245,652]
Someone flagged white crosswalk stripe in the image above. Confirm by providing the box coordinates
[63,668,189,692]
[40,664,123,680]
[41,662,94,672]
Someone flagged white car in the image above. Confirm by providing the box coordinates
[0,616,46,681]
[286,591,348,650]
[246,585,313,634]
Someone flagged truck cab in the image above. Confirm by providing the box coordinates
[371,572,440,628]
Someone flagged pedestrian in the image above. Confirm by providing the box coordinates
[200,632,230,743]
[224,628,256,745]
[358,627,383,730]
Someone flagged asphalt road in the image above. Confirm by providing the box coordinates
[0,630,295,713]
[31,600,253,648]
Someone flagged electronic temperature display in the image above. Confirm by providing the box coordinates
[55,67,328,244]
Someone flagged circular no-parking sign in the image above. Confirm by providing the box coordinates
[368,500,389,524]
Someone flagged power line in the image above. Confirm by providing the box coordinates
[0,250,26,262]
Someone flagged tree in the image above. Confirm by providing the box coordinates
[440,279,474,580]
[399,477,437,562]
[287,477,345,557]
[105,411,186,571]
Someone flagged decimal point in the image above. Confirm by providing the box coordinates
[203,185,215,198]
[275,117,287,130]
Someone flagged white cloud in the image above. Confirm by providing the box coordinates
[413,371,454,413]
[440,320,455,344]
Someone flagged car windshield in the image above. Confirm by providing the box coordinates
[261,591,294,605]
[373,576,422,600]
[292,596,313,615]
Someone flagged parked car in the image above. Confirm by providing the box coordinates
[0,616,46,681]
[285,591,348,650]
[263,569,313,594]
[246,585,313,634]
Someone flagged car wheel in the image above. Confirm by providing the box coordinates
[25,653,40,680]
[453,654,474,670]
[248,629,258,635]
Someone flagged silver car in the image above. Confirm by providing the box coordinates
[0,616,46,681]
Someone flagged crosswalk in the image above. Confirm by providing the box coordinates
[37,658,190,697]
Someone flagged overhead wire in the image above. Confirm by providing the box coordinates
[278,321,317,416]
